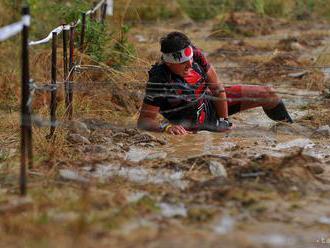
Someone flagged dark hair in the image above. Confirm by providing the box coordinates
[160,32,191,53]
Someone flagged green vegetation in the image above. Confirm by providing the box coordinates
[111,25,136,67]
[176,0,330,21]
[178,0,227,21]
[79,18,110,62]
[263,0,290,17]
[71,0,330,23]
[53,0,91,24]
[128,0,180,20]
[3,0,330,26]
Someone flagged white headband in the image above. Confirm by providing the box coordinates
[162,46,193,64]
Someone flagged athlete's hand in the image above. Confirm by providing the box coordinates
[165,124,192,135]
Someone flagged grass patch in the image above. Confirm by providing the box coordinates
[178,0,227,21]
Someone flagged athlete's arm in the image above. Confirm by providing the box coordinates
[137,103,162,132]
[206,65,229,119]
[137,103,190,135]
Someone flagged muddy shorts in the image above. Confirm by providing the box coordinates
[205,85,245,118]
[202,84,267,130]
[178,85,271,131]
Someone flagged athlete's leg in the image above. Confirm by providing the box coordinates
[263,100,293,123]
[226,85,293,122]
[238,85,280,110]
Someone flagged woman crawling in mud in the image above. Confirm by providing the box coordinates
[138,31,293,135]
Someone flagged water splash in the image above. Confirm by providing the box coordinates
[249,234,297,247]
[213,215,235,235]
[275,138,315,150]
[159,202,187,218]
[92,164,188,189]
[125,147,167,162]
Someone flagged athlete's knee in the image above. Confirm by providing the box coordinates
[252,86,275,97]
[264,86,277,97]
[260,86,280,108]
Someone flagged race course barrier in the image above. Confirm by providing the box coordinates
[0,0,110,196]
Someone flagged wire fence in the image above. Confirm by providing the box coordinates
[0,0,111,196]
[116,64,330,71]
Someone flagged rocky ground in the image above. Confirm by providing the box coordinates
[1,12,330,247]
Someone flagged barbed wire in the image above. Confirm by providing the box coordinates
[25,73,323,97]
[23,82,321,117]
[115,64,330,71]
[56,63,330,88]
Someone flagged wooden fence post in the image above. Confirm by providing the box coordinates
[49,32,57,138]
[79,13,86,52]
[101,2,108,25]
[68,26,75,119]
[63,25,68,83]
[63,25,70,119]
[20,6,31,196]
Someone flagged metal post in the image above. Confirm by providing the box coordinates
[20,6,31,196]
[101,3,108,25]
[63,25,69,118]
[26,21,33,170]
[49,32,57,138]
[79,13,86,52]
[63,25,68,82]
[27,97,33,170]
[68,26,75,119]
